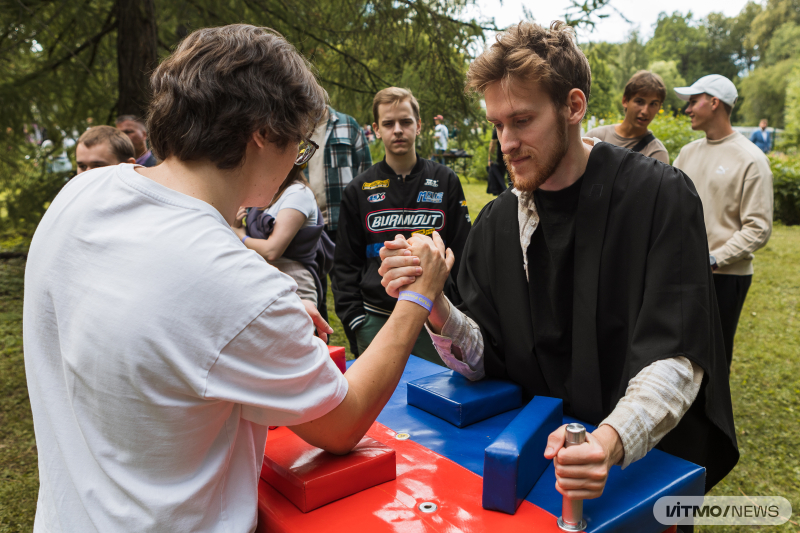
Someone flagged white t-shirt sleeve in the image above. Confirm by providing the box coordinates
[271,184,318,221]
[205,288,348,427]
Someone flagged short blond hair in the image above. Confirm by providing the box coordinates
[77,126,135,162]
[372,87,421,123]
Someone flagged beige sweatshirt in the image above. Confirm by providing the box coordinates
[585,124,669,164]
[673,131,773,276]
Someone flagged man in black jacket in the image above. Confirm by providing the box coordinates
[333,87,471,364]
[379,22,738,508]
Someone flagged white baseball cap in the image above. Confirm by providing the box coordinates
[674,74,738,107]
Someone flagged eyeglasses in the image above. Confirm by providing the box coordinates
[295,138,319,165]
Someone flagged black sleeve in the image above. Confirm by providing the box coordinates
[332,182,367,331]
[629,164,739,491]
[442,169,471,305]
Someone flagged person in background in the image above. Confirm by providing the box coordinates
[363,124,375,143]
[586,70,669,163]
[673,74,773,370]
[75,126,136,174]
[486,126,508,195]
[433,114,448,163]
[116,115,158,167]
[750,118,773,153]
[303,105,372,351]
[231,164,334,309]
[333,87,471,365]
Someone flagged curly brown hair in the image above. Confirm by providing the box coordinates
[147,24,328,170]
[466,21,591,109]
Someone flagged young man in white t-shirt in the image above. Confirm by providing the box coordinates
[23,24,453,533]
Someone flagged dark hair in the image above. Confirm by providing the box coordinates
[77,126,135,162]
[623,71,666,103]
[466,21,591,109]
[115,115,147,131]
[147,24,328,170]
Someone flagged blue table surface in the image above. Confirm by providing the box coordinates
[348,356,705,533]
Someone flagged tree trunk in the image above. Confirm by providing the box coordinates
[116,0,158,118]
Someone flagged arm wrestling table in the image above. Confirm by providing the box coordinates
[257,356,703,532]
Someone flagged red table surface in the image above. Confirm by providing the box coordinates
[257,422,565,533]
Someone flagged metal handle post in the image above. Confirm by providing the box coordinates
[557,423,588,531]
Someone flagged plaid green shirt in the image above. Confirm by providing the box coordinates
[303,107,372,231]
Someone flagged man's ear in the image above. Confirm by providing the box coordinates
[416,120,423,136]
[252,129,268,148]
[566,88,588,125]
[372,122,381,139]
[125,157,136,165]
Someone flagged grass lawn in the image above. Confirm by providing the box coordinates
[2,178,798,531]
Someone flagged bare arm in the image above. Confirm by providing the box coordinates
[290,232,455,454]
[237,208,307,262]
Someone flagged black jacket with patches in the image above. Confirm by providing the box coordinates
[333,157,471,332]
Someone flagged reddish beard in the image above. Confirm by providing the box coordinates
[504,116,569,192]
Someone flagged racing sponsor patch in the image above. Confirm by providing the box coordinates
[424,179,439,187]
[362,179,390,190]
[367,192,386,203]
[417,191,443,203]
[366,208,445,233]
[460,200,468,207]
[412,228,435,236]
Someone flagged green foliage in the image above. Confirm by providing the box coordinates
[0,158,69,234]
[0,257,37,533]
[0,0,495,232]
[613,31,648,92]
[584,44,619,119]
[769,153,800,225]
[745,0,800,58]
[646,12,708,84]
[647,113,702,164]
[464,127,491,181]
[763,21,800,65]
[647,60,687,113]
[739,59,795,128]
[780,61,800,150]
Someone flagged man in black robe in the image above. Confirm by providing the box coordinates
[379,21,738,500]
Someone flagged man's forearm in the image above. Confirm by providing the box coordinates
[290,301,429,453]
[425,295,486,379]
[426,293,450,334]
[599,356,703,468]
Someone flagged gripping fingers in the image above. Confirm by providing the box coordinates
[386,277,417,298]
[380,266,422,288]
[444,248,455,271]
[378,255,419,277]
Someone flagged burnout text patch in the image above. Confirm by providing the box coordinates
[366,208,445,233]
